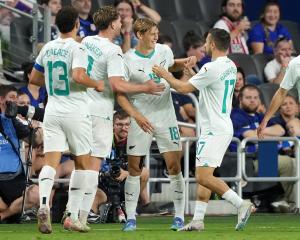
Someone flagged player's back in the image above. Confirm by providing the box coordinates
[82,35,125,119]
[192,56,237,135]
[37,37,89,117]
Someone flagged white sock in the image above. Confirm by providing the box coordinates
[39,165,56,208]
[169,172,185,220]
[222,189,243,208]
[193,201,208,221]
[79,170,99,225]
[125,175,140,220]
[68,170,86,221]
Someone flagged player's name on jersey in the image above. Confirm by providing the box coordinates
[83,41,103,58]
[220,66,237,82]
[45,48,69,58]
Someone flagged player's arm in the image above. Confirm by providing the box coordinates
[109,76,165,94]
[72,68,104,92]
[169,56,197,72]
[29,66,45,87]
[152,65,196,94]
[257,87,288,138]
[116,93,154,134]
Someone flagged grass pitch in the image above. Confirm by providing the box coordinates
[0,214,300,240]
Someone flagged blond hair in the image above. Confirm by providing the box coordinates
[133,18,157,37]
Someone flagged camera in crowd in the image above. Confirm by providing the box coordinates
[98,154,128,223]
[5,101,45,122]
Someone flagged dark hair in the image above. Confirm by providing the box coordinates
[114,0,137,19]
[221,0,245,17]
[22,62,34,83]
[182,31,205,52]
[239,84,261,99]
[113,109,129,122]
[158,34,173,45]
[55,6,79,33]
[274,36,289,49]
[39,0,51,5]
[0,85,17,97]
[93,6,119,31]
[260,0,281,23]
[208,28,231,51]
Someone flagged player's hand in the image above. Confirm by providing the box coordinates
[237,17,251,33]
[185,56,197,68]
[152,65,169,79]
[133,112,154,134]
[145,80,165,95]
[257,119,268,139]
[116,169,129,182]
[95,80,104,92]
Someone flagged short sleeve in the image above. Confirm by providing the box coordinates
[264,61,277,82]
[164,45,174,67]
[123,60,131,82]
[248,24,265,43]
[34,47,45,73]
[213,20,230,33]
[72,43,88,70]
[107,47,125,78]
[188,63,215,90]
[280,59,300,90]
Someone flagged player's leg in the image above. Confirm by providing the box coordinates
[162,151,185,230]
[38,116,66,233]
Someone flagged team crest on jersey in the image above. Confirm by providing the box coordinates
[149,72,161,83]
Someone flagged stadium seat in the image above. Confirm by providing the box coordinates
[251,53,273,83]
[158,20,180,57]
[258,83,279,108]
[10,17,33,67]
[196,21,210,36]
[198,0,223,26]
[280,20,300,54]
[147,0,181,21]
[228,53,258,78]
[97,0,115,7]
[177,0,203,21]
[171,19,203,55]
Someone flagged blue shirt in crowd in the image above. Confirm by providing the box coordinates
[248,22,292,55]
[78,16,98,38]
[19,86,47,108]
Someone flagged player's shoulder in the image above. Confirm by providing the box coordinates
[155,43,172,53]
[124,48,135,59]
[289,55,300,67]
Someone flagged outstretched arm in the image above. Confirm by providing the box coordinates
[152,65,196,94]
[169,56,197,72]
[257,87,288,138]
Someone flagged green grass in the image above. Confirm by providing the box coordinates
[0,215,300,240]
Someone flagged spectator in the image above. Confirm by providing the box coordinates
[214,0,250,54]
[113,0,138,53]
[130,0,161,23]
[248,1,293,55]
[71,0,97,38]
[19,62,47,108]
[157,34,173,49]
[232,66,246,108]
[40,0,62,40]
[264,37,294,84]
[0,85,40,223]
[231,84,294,210]
[271,94,299,136]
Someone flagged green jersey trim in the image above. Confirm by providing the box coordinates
[134,49,155,59]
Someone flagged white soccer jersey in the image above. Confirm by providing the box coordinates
[35,37,88,117]
[82,36,125,119]
[124,43,175,118]
[189,56,237,135]
[280,56,300,101]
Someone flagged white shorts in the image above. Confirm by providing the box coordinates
[127,118,182,156]
[195,135,232,168]
[91,116,113,158]
[43,115,92,156]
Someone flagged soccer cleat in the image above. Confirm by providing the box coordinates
[170,217,184,231]
[235,201,255,231]
[122,219,137,232]
[178,220,204,232]
[37,207,52,234]
[87,211,101,224]
[63,217,84,232]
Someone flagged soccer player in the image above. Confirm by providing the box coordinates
[77,6,165,227]
[117,17,197,231]
[258,55,300,137]
[153,28,254,231]
[29,7,103,234]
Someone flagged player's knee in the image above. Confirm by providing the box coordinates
[196,174,208,186]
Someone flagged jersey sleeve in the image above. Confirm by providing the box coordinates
[280,59,300,90]
[72,43,88,70]
[164,45,174,67]
[107,47,125,78]
[188,63,215,90]
[264,61,277,82]
[213,20,230,33]
[34,47,45,73]
[123,59,131,82]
